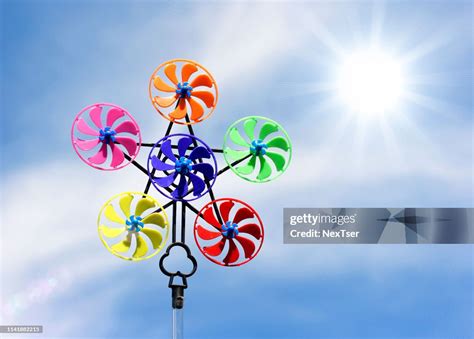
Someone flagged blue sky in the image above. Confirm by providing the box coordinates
[0,1,473,339]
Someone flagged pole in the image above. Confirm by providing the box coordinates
[172,307,184,339]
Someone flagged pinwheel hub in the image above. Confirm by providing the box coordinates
[99,126,117,144]
[175,156,193,175]
[176,82,193,98]
[222,221,239,239]
[250,139,268,156]
[126,215,144,232]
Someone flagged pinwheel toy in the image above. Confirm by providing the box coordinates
[71,103,141,170]
[194,198,264,266]
[71,59,292,339]
[98,192,169,261]
[149,59,218,125]
[147,134,217,201]
[223,116,292,182]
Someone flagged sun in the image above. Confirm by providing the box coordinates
[337,49,404,116]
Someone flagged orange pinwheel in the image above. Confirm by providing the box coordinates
[149,59,218,125]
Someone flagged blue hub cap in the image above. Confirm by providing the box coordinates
[250,139,268,156]
[175,156,193,174]
[126,215,144,232]
[176,82,193,98]
[99,127,117,144]
[222,221,239,239]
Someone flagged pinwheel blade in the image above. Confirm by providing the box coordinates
[181,63,198,82]
[219,200,234,222]
[141,228,163,249]
[151,155,175,171]
[202,207,221,229]
[196,225,221,240]
[257,156,272,181]
[189,146,210,161]
[114,121,139,135]
[115,136,138,156]
[190,74,212,88]
[111,236,132,253]
[89,105,103,129]
[88,143,108,165]
[224,148,249,161]
[188,172,206,197]
[135,197,156,217]
[266,151,286,171]
[187,97,204,121]
[235,236,256,259]
[173,175,188,199]
[155,172,177,188]
[223,239,239,265]
[106,108,125,127]
[75,138,99,151]
[238,223,262,239]
[229,127,250,147]
[169,99,187,119]
[178,137,193,157]
[99,225,125,238]
[233,207,254,224]
[192,91,214,108]
[193,163,214,179]
[164,63,179,85]
[119,194,133,218]
[133,234,149,258]
[104,204,125,224]
[154,96,177,108]
[236,155,256,175]
[76,118,99,136]
[204,238,226,256]
[110,143,125,168]
[258,122,279,141]
[142,213,166,228]
[243,118,257,140]
[266,136,289,151]
[154,76,176,92]
[160,139,177,162]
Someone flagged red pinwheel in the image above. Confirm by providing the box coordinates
[194,198,264,266]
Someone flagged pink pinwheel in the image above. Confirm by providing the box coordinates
[71,103,141,170]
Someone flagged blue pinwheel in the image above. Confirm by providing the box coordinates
[148,134,217,201]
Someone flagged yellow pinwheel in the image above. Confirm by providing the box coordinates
[97,192,169,261]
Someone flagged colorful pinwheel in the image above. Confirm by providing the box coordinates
[223,116,291,182]
[147,134,218,201]
[149,59,218,125]
[98,192,169,261]
[72,58,292,326]
[71,103,141,170]
[194,198,264,266]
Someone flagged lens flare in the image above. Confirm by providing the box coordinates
[337,49,404,115]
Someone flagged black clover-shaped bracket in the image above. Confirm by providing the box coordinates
[159,242,198,309]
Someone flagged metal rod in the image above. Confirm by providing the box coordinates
[217,154,253,176]
[181,202,186,243]
[207,186,223,224]
[183,201,200,216]
[123,153,149,176]
[172,202,177,243]
[138,142,156,147]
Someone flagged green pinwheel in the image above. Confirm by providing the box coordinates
[223,116,292,182]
